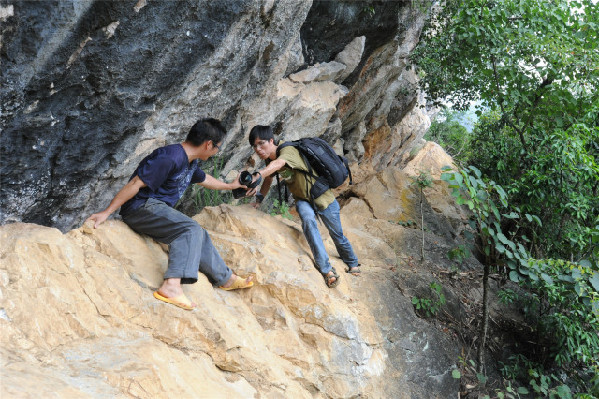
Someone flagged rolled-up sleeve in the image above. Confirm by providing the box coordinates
[191,168,206,184]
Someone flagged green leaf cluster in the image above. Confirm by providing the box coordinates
[448,244,471,265]
[523,258,599,369]
[414,0,599,113]
[442,165,598,394]
[411,281,446,318]
[467,107,598,261]
[414,0,599,262]
[269,199,293,220]
[181,156,233,212]
[442,165,527,269]
[424,109,473,160]
[410,170,433,189]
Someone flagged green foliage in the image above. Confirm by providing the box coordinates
[499,356,577,399]
[528,369,573,399]
[411,170,433,190]
[413,0,599,262]
[452,368,461,379]
[494,371,573,399]
[448,244,471,265]
[517,120,599,260]
[494,381,532,399]
[464,110,522,181]
[522,258,599,369]
[447,244,471,274]
[413,0,599,112]
[269,199,292,220]
[463,107,599,261]
[441,165,527,271]
[497,288,518,305]
[362,5,375,17]
[189,184,233,210]
[500,354,537,381]
[443,165,599,394]
[179,156,233,212]
[413,2,599,393]
[412,281,446,318]
[396,220,417,228]
[424,109,472,161]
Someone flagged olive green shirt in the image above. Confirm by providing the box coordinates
[276,144,335,210]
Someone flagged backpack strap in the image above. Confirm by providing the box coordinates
[276,141,323,215]
[274,172,290,204]
[295,149,321,216]
[275,172,282,204]
[276,141,294,158]
[277,141,318,199]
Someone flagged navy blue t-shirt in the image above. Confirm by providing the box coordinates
[119,144,206,216]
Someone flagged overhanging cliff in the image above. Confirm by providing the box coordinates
[1,0,430,231]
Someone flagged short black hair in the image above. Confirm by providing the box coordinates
[186,118,226,146]
[248,125,274,146]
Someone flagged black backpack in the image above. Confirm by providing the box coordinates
[276,137,352,204]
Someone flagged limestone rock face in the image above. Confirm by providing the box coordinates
[333,36,366,83]
[0,145,469,398]
[1,0,430,232]
[289,61,347,83]
[402,141,469,232]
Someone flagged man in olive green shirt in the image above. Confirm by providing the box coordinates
[248,125,360,288]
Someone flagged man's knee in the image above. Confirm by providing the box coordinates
[301,217,318,232]
[180,220,205,239]
[328,229,344,241]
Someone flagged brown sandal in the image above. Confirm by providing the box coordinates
[324,267,340,288]
[345,264,361,275]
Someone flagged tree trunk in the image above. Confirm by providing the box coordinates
[420,188,425,261]
[477,262,490,375]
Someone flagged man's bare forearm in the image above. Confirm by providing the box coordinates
[86,175,146,227]
[103,176,146,214]
[257,158,286,179]
[198,174,242,191]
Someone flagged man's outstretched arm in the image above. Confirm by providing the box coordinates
[197,174,243,191]
[86,175,147,228]
[250,158,287,206]
[257,158,286,179]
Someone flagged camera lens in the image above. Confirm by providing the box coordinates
[239,171,252,186]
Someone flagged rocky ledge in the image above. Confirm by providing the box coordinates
[0,143,498,398]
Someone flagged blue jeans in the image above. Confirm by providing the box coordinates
[122,198,232,286]
[296,199,359,275]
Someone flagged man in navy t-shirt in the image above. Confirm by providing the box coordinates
[86,118,254,310]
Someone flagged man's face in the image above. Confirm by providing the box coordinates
[252,138,274,160]
[199,140,222,161]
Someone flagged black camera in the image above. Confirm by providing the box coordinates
[233,171,262,199]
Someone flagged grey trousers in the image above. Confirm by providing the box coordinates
[122,198,232,286]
